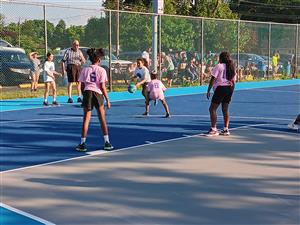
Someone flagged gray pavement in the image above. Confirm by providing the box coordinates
[2,127,300,225]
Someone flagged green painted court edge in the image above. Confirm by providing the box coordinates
[0,79,299,112]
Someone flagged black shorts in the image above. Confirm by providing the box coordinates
[211,85,234,104]
[82,90,104,111]
[66,64,81,82]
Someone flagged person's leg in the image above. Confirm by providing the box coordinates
[221,102,230,129]
[81,109,91,138]
[96,105,108,136]
[30,72,34,91]
[68,82,73,98]
[51,81,57,103]
[96,103,113,150]
[43,83,50,105]
[161,99,170,117]
[76,82,82,99]
[144,98,150,115]
[209,102,219,129]
[35,71,40,90]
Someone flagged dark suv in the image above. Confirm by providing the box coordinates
[0,47,32,86]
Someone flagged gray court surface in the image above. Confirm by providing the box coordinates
[2,127,299,225]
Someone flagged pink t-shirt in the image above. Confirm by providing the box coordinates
[78,65,107,95]
[147,79,166,100]
[212,63,235,91]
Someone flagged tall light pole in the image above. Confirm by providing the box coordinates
[116,0,119,57]
[152,0,164,73]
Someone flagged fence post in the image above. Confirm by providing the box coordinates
[267,23,271,79]
[295,24,299,77]
[108,10,113,92]
[237,20,240,82]
[159,14,162,79]
[200,18,204,86]
[44,4,48,56]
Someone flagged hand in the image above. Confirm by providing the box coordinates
[106,101,111,109]
[136,83,140,88]
[206,92,210,100]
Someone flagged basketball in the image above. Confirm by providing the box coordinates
[128,84,137,93]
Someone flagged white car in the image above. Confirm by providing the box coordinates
[59,47,132,74]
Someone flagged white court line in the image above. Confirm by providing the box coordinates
[250,89,300,94]
[2,122,292,175]
[0,114,292,124]
[0,202,56,225]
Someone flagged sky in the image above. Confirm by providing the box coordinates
[1,0,106,26]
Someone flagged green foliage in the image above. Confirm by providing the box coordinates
[81,17,108,48]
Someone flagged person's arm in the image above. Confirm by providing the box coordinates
[136,78,146,87]
[206,76,215,100]
[100,82,110,109]
[80,51,86,64]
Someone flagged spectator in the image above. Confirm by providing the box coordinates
[186,57,198,81]
[61,40,86,103]
[142,47,151,67]
[272,51,279,76]
[161,52,175,87]
[291,55,297,79]
[29,50,41,92]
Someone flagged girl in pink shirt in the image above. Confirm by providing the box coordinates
[76,48,113,151]
[146,72,170,118]
[206,51,236,136]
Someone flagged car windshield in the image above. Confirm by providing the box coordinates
[1,52,30,63]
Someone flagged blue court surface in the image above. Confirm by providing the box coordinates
[0,203,55,225]
[0,79,299,225]
[1,80,299,172]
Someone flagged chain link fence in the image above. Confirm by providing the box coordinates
[1,1,299,97]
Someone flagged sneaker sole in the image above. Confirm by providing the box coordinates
[104,147,114,151]
[76,148,87,152]
[205,133,219,137]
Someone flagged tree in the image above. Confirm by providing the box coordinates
[229,0,300,24]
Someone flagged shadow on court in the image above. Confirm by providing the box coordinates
[2,128,299,225]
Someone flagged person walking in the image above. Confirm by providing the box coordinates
[206,51,236,136]
[61,40,86,103]
[76,48,113,152]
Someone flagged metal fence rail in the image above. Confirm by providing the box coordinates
[1,0,299,92]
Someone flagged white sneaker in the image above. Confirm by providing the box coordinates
[206,128,219,137]
[288,122,298,130]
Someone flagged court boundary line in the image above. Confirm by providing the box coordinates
[0,202,56,225]
[2,122,298,175]
[1,82,299,112]
[0,114,292,124]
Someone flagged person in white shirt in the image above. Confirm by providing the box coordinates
[132,58,151,115]
[43,53,61,106]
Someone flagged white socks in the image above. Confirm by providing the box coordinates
[104,135,109,143]
[81,138,86,144]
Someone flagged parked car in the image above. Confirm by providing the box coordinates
[0,39,13,47]
[59,47,133,74]
[231,53,272,74]
[0,46,32,86]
